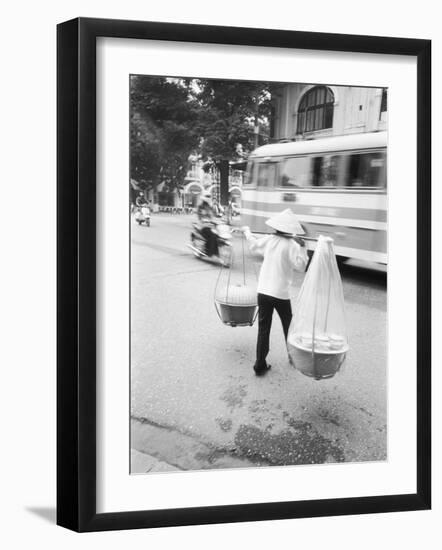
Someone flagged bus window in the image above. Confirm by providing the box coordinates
[279,156,311,187]
[367,152,386,187]
[347,151,386,187]
[244,160,257,186]
[257,162,278,188]
[311,155,340,186]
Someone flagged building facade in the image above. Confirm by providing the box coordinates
[271,84,387,142]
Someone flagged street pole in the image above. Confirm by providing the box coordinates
[254,122,259,148]
[218,159,229,207]
[254,90,260,148]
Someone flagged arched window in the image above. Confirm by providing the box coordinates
[297,86,334,134]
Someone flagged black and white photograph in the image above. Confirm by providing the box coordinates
[130,76,388,474]
[0,0,436,543]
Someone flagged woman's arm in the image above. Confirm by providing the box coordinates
[289,240,309,272]
[242,227,270,256]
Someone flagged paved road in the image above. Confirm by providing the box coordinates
[131,213,387,472]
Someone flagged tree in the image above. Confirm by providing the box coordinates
[130,76,278,205]
[196,80,275,155]
[130,76,200,197]
[193,79,275,203]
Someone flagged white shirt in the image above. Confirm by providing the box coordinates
[245,231,308,300]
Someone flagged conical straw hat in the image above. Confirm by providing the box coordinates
[265,208,305,235]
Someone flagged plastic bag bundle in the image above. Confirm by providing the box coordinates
[287,235,348,380]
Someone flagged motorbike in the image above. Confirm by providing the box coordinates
[188,219,232,265]
[134,205,151,227]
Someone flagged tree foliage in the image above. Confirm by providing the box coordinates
[194,79,274,163]
[130,76,277,192]
[130,76,200,191]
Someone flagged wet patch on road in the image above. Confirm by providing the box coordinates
[132,416,258,471]
[220,384,247,411]
[248,399,275,428]
[249,399,268,414]
[216,417,233,432]
[132,413,347,470]
[314,408,341,427]
[348,403,375,418]
[233,420,345,466]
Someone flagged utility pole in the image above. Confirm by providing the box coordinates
[218,159,229,207]
[254,89,260,148]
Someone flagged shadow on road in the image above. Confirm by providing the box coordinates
[339,261,387,289]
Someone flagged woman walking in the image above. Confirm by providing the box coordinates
[242,209,308,376]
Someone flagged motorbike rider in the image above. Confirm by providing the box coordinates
[135,192,147,208]
[133,192,151,225]
[197,192,212,219]
[196,192,219,257]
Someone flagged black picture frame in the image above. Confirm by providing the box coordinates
[57,17,431,532]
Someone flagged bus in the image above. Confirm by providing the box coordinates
[241,131,387,264]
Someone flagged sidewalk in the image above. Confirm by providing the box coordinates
[131,448,181,474]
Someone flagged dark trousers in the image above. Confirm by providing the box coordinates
[201,226,218,257]
[255,293,292,369]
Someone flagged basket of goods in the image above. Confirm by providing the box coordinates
[215,284,258,327]
[287,235,348,380]
[214,233,258,327]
